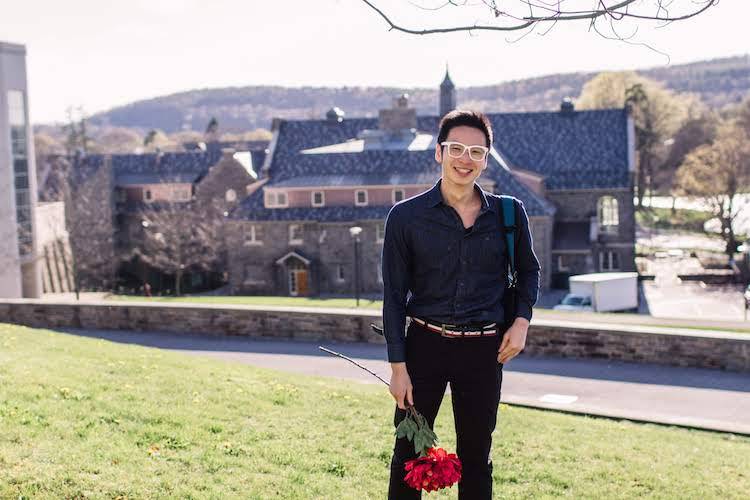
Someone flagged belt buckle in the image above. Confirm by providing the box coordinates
[440,324,450,338]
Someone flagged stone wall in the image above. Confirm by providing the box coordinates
[1,300,748,373]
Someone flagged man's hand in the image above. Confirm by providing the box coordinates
[389,362,414,410]
[498,317,529,364]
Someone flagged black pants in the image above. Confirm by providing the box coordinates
[388,321,504,499]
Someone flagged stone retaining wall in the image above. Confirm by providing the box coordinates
[1,300,748,373]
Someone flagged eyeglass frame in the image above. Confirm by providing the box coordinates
[440,141,490,162]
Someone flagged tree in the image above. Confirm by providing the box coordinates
[95,127,143,153]
[359,1,718,38]
[659,113,718,204]
[676,124,750,256]
[62,107,92,156]
[129,200,225,296]
[577,71,699,207]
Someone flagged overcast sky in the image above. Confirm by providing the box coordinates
[1,0,746,124]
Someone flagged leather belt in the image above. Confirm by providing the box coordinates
[411,317,499,338]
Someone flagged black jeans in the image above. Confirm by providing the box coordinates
[388,321,504,499]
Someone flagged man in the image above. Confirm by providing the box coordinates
[381,110,540,499]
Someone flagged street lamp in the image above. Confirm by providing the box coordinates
[349,226,363,307]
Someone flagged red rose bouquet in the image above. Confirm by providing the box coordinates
[320,346,462,492]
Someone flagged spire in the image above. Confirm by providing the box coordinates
[441,64,454,89]
[439,64,457,117]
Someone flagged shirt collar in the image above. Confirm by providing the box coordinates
[426,178,497,213]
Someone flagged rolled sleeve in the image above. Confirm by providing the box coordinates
[514,200,540,322]
[381,205,411,363]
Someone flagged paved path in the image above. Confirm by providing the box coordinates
[61,328,750,435]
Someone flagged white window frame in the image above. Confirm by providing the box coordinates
[599,251,620,271]
[311,190,325,207]
[289,224,303,245]
[598,196,619,235]
[336,264,345,283]
[244,225,263,246]
[557,255,570,272]
[265,190,289,208]
[355,189,368,207]
[376,222,385,243]
[392,189,405,204]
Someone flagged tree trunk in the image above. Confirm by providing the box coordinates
[176,269,182,296]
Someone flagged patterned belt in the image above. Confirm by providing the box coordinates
[411,317,499,338]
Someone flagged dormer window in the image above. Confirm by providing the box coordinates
[312,191,325,207]
[355,190,368,206]
[392,189,405,204]
[265,190,288,208]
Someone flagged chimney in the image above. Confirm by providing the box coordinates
[379,93,416,132]
[326,107,345,123]
[560,97,575,114]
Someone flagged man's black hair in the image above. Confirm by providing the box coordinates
[437,110,493,148]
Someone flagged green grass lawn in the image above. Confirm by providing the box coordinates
[2,323,747,499]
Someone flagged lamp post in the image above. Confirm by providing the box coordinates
[349,226,363,307]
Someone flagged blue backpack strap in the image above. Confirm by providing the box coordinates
[500,196,517,288]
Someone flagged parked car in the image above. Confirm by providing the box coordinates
[552,294,593,312]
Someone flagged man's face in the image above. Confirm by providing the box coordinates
[435,125,489,188]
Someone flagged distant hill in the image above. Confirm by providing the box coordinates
[87,55,750,133]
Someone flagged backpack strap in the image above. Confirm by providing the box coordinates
[499,196,518,289]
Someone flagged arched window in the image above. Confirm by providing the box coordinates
[598,196,619,233]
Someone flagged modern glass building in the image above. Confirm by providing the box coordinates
[0,41,41,298]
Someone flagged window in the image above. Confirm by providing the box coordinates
[557,255,570,272]
[174,188,190,201]
[598,196,619,234]
[336,264,345,282]
[225,189,237,202]
[600,251,620,271]
[392,189,405,204]
[355,190,368,206]
[245,225,262,246]
[312,191,325,207]
[376,223,385,243]
[265,190,289,208]
[289,224,303,244]
[144,189,153,202]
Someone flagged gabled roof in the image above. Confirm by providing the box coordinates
[71,150,223,187]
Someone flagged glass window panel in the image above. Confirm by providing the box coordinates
[8,91,26,126]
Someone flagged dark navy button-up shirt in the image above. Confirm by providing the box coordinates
[381,179,541,362]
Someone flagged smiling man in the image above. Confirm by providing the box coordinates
[382,110,540,499]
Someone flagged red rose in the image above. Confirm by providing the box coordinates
[404,447,462,491]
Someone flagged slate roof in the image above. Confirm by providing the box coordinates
[233,108,604,221]
[71,150,223,187]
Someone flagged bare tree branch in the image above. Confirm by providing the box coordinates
[358,0,719,36]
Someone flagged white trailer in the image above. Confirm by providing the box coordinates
[558,272,639,313]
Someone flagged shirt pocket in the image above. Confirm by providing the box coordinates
[410,224,455,272]
[474,230,505,274]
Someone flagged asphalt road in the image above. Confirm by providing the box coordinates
[60,328,750,435]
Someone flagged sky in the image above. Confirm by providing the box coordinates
[0,0,747,124]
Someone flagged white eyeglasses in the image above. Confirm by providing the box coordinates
[440,141,490,161]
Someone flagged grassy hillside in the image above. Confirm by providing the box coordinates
[1,323,748,498]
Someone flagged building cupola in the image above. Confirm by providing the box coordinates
[439,65,457,117]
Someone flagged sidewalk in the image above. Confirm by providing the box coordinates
[61,328,750,435]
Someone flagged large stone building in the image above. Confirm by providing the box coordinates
[0,42,42,298]
[39,144,266,292]
[227,73,636,296]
